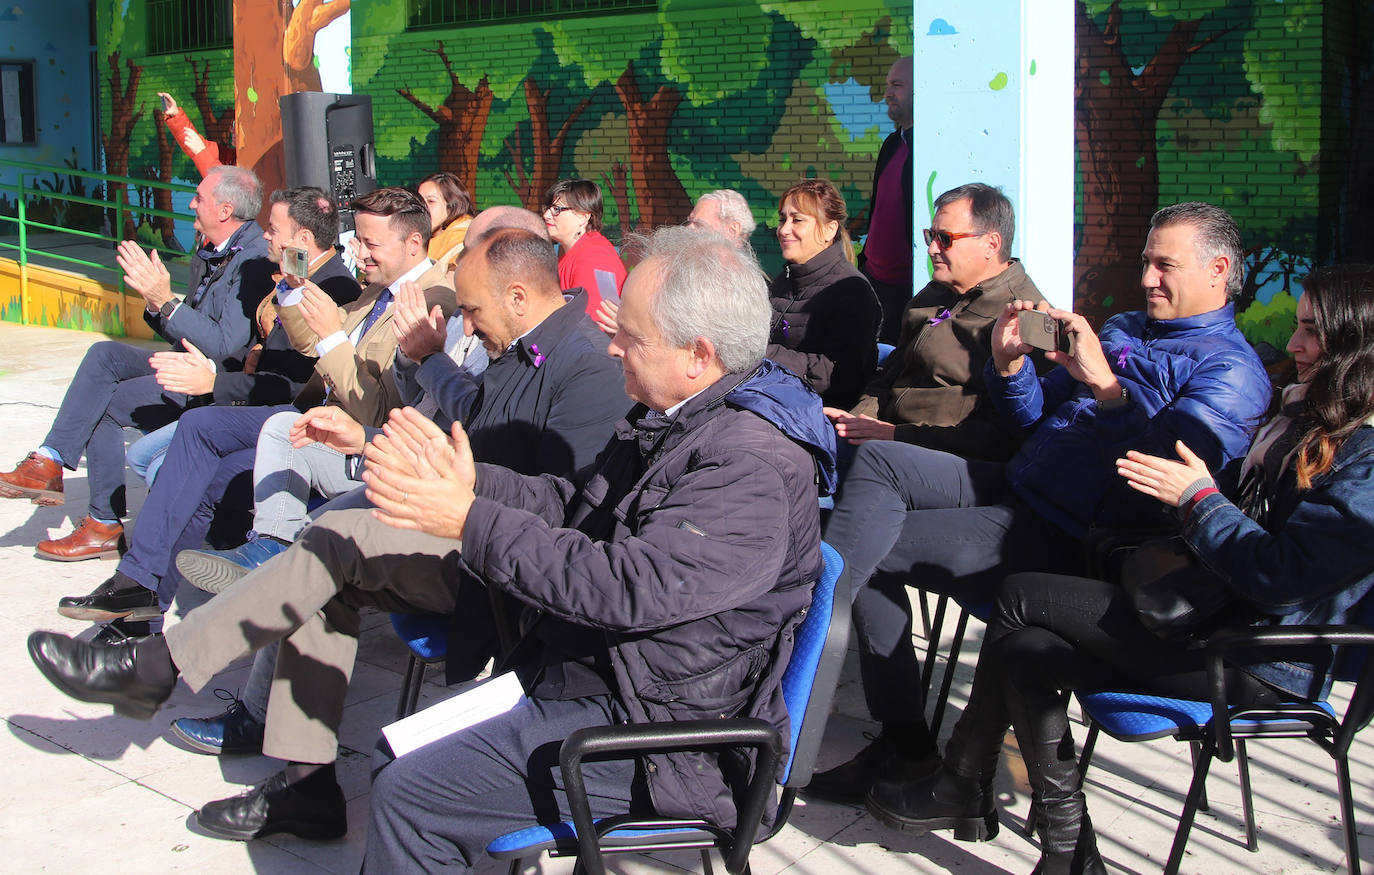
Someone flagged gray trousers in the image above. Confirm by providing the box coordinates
[165,507,460,763]
[251,410,362,542]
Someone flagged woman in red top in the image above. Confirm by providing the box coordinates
[542,179,627,317]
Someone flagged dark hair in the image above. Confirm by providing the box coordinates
[1293,264,1374,488]
[352,187,432,244]
[779,178,853,264]
[1150,202,1244,299]
[544,179,604,232]
[935,182,1015,261]
[269,186,339,250]
[478,227,561,298]
[419,171,473,230]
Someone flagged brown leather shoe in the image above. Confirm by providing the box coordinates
[36,516,125,562]
[0,452,64,505]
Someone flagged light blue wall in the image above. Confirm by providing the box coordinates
[911,1,1073,307]
[0,0,96,194]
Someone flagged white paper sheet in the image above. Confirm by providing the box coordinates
[382,671,527,758]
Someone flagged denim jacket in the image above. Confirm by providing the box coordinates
[1182,426,1374,699]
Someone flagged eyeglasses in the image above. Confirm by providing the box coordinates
[544,204,576,218]
[923,228,987,249]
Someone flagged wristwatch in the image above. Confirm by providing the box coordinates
[1098,385,1130,411]
[160,298,180,320]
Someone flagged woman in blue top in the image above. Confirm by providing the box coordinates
[863,264,1374,874]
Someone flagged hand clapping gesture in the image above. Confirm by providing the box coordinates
[149,340,215,396]
[116,240,175,310]
[363,407,477,541]
[393,280,447,361]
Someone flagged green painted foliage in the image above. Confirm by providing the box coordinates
[1237,291,1298,351]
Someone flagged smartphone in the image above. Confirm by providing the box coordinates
[282,246,310,278]
[1017,310,1076,357]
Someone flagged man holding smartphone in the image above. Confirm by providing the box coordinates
[813,202,1274,808]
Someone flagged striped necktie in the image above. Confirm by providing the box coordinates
[358,288,394,339]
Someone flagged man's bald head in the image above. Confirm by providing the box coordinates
[466,206,550,245]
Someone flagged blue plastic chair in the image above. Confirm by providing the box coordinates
[1073,597,1374,875]
[485,541,852,875]
[389,612,450,721]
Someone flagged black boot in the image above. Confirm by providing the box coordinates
[805,724,940,803]
[1031,810,1106,875]
[866,765,999,841]
[57,571,159,622]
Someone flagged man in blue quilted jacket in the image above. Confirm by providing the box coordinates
[808,202,1274,804]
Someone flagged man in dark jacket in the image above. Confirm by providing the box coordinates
[812,202,1274,806]
[827,182,1047,464]
[0,165,273,559]
[27,227,835,869]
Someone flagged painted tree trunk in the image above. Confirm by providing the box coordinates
[102,52,144,241]
[615,61,691,230]
[397,43,493,204]
[233,0,291,222]
[153,116,179,249]
[504,76,590,212]
[1074,1,1203,326]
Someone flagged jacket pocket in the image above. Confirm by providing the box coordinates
[637,645,768,718]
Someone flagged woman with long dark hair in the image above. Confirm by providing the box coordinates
[864,264,1374,874]
[767,178,880,408]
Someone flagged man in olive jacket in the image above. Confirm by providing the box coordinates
[826,182,1047,464]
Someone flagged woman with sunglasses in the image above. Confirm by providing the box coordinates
[767,178,881,408]
[418,172,474,271]
[866,264,1374,874]
[542,179,627,318]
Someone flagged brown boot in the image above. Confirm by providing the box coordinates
[36,516,124,562]
[0,452,64,505]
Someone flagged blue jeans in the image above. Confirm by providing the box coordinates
[821,440,1080,730]
[127,421,178,484]
[42,340,188,519]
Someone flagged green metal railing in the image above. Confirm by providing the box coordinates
[0,157,196,328]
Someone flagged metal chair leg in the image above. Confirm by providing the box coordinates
[928,607,971,737]
[1165,740,1215,875]
[918,590,932,639]
[1188,741,1210,812]
[1235,739,1257,852]
[396,655,426,721]
[919,594,949,698]
[1336,755,1363,875]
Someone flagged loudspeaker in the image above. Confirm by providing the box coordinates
[280,92,377,232]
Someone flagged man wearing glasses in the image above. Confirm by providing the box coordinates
[823,183,1047,469]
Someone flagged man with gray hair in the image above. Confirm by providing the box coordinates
[29,228,838,868]
[687,188,757,249]
[1,164,273,560]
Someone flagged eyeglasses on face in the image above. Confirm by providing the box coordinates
[923,228,987,249]
[544,203,576,218]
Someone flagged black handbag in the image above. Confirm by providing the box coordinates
[1120,537,1251,640]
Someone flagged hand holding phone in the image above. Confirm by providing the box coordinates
[1017,310,1077,358]
[282,246,310,280]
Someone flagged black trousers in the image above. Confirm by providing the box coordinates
[945,572,1280,789]
[364,693,646,873]
[42,340,188,519]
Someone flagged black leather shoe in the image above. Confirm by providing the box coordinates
[57,573,160,622]
[805,731,941,803]
[196,770,347,841]
[91,618,155,647]
[170,690,265,756]
[866,767,999,842]
[27,630,175,720]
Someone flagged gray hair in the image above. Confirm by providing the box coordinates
[1150,202,1244,299]
[934,182,1015,261]
[696,189,757,244]
[208,165,263,222]
[637,225,769,374]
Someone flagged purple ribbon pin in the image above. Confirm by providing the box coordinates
[530,343,545,367]
[1116,345,1130,369]
[928,308,952,326]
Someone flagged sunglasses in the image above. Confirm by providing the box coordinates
[544,204,576,218]
[923,228,987,249]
